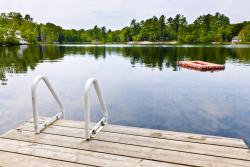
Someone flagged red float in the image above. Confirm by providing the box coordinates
[178,61,225,71]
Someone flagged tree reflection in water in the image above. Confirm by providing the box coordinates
[1,44,250,85]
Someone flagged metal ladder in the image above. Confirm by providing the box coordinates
[31,75,108,140]
[31,75,64,134]
[84,78,108,140]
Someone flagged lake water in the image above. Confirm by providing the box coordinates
[0,44,250,145]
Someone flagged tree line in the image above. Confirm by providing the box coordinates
[0,12,249,45]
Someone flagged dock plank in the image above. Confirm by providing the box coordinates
[27,118,247,148]
[0,138,185,167]
[0,151,88,167]
[1,129,250,167]
[18,122,250,161]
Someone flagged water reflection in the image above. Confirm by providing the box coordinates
[1,45,250,85]
[0,45,65,84]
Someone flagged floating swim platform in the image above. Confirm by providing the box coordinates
[178,61,225,71]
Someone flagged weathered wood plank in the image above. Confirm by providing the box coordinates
[17,122,250,161]
[1,129,250,167]
[0,151,88,167]
[0,138,186,167]
[27,118,247,148]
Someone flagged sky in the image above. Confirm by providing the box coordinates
[0,0,249,30]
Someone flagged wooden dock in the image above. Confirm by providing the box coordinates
[0,117,250,167]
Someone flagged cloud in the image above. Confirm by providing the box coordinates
[0,0,249,30]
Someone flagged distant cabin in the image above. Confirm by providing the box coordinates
[231,36,241,43]
[3,30,27,44]
[15,31,27,44]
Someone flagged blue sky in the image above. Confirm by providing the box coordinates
[0,0,249,30]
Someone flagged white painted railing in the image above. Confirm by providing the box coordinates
[31,75,64,134]
[84,78,108,140]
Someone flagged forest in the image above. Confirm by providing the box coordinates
[0,12,250,45]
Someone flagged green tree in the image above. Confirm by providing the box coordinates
[167,14,187,41]
[40,23,62,43]
[239,24,250,42]
[191,13,230,43]
[119,27,131,42]
[20,22,38,43]
[130,19,141,41]
[159,15,167,41]
[24,14,33,22]
[140,16,161,41]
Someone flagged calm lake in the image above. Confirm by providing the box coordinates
[1,44,250,145]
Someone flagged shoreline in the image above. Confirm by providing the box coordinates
[1,41,250,46]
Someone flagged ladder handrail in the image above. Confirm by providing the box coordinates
[31,75,64,134]
[84,78,108,140]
